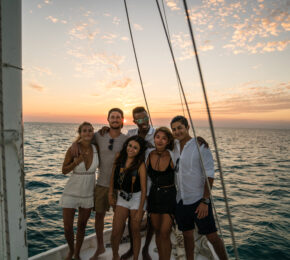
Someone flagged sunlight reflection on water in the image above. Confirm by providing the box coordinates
[25,123,290,259]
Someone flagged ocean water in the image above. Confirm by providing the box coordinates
[24,122,290,259]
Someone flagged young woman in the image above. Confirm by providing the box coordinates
[109,135,147,260]
[146,127,176,260]
[60,122,99,260]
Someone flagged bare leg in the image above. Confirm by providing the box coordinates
[90,212,106,260]
[120,216,133,260]
[142,215,153,260]
[183,229,194,260]
[159,214,173,260]
[206,232,228,260]
[63,208,76,260]
[74,207,92,259]
[111,206,129,260]
[150,214,162,255]
[130,210,145,260]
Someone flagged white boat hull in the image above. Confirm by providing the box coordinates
[29,227,218,260]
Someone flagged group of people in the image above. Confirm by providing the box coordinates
[60,106,228,260]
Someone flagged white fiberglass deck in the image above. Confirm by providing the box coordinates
[29,228,218,260]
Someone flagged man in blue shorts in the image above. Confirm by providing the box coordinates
[171,116,228,260]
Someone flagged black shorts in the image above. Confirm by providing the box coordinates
[175,199,217,235]
[148,186,176,214]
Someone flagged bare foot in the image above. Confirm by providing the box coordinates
[120,248,133,260]
[64,251,74,260]
[90,247,106,260]
[142,248,152,260]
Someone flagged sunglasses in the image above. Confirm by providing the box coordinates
[108,138,114,150]
[134,116,149,124]
[175,158,180,172]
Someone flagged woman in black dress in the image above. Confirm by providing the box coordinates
[146,127,175,260]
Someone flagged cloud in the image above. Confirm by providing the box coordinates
[167,0,290,55]
[106,77,132,89]
[166,0,180,11]
[251,64,262,70]
[29,83,45,92]
[210,81,290,114]
[101,33,118,43]
[171,33,214,60]
[69,22,100,40]
[133,24,143,31]
[32,66,52,76]
[120,36,129,41]
[113,17,121,25]
[46,16,58,23]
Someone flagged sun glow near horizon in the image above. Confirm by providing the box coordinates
[23,0,290,129]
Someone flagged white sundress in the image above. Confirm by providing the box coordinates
[59,145,99,209]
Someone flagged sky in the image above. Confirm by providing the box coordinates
[22,0,290,129]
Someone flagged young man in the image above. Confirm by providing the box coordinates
[89,108,128,260]
[170,115,228,260]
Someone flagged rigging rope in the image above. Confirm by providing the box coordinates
[123,0,153,127]
[160,0,186,117]
[155,0,227,257]
[181,0,239,259]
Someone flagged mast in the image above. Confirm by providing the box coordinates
[0,0,27,259]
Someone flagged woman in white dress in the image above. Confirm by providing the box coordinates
[60,122,99,260]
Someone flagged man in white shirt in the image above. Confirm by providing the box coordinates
[171,115,228,260]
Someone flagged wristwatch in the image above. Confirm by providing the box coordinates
[201,198,210,205]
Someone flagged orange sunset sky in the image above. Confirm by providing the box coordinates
[23,0,290,129]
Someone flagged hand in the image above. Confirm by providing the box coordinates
[98,126,110,136]
[73,154,84,166]
[108,194,116,209]
[195,202,208,219]
[71,142,80,157]
[134,210,143,223]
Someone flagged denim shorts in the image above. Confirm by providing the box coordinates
[175,199,217,234]
[116,191,147,211]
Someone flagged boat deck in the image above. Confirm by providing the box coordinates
[30,228,218,260]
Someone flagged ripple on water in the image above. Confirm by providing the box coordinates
[26,181,51,190]
[24,124,290,259]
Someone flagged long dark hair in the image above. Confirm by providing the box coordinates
[115,135,147,173]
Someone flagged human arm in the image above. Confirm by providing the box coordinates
[62,147,84,175]
[98,126,110,136]
[195,147,215,219]
[135,162,147,222]
[108,165,117,209]
[195,177,214,219]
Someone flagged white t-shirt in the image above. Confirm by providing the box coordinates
[127,126,155,147]
[173,138,215,205]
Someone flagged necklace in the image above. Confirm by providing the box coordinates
[154,149,166,170]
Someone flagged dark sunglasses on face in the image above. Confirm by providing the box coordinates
[134,116,149,124]
[108,138,114,150]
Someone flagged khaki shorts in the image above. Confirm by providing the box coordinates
[94,185,110,213]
